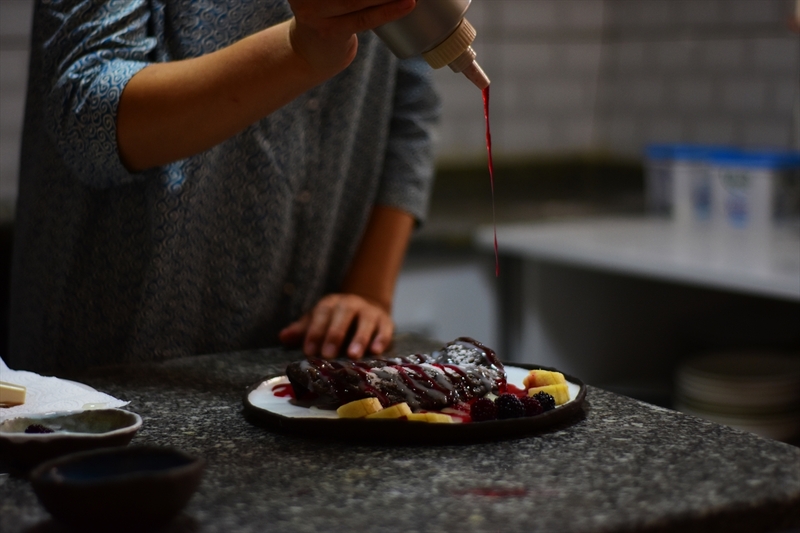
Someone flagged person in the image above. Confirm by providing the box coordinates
[7,0,440,374]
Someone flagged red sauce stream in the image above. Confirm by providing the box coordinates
[483,85,499,277]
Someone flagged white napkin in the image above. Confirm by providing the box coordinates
[0,358,128,422]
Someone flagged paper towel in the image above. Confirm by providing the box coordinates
[0,358,128,422]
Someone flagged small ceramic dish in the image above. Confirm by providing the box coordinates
[30,446,205,532]
[0,408,142,472]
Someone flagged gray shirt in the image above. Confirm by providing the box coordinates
[8,0,440,373]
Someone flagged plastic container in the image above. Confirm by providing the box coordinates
[709,149,800,232]
[373,0,490,89]
[670,145,735,227]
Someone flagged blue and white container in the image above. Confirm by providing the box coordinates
[670,145,735,227]
[710,150,800,232]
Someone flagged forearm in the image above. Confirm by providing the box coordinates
[117,20,326,171]
[117,0,417,172]
[341,205,415,312]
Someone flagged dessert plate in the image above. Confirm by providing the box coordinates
[243,364,586,444]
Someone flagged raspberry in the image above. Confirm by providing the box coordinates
[470,398,497,422]
[494,393,525,419]
[520,396,543,417]
[533,391,556,411]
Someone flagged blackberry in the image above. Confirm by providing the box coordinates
[494,393,525,419]
[521,396,543,417]
[470,398,497,422]
[25,424,54,434]
[533,391,556,411]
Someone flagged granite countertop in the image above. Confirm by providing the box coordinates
[1,334,799,533]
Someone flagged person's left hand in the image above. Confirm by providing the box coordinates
[278,293,394,359]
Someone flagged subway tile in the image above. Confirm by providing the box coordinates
[654,40,701,70]
[463,0,487,30]
[595,77,636,109]
[432,69,481,110]
[702,40,745,71]
[556,43,603,74]
[741,119,793,148]
[0,50,30,91]
[498,43,553,76]
[446,115,487,147]
[674,78,715,110]
[0,137,21,200]
[597,116,640,148]
[530,79,589,110]
[556,117,596,148]
[0,0,35,39]
[752,37,800,71]
[499,0,558,32]
[727,0,785,25]
[630,78,666,109]
[604,0,675,28]
[693,117,737,145]
[501,117,554,154]
[676,0,723,25]
[643,116,685,143]
[610,42,647,72]
[559,0,605,31]
[772,80,800,113]
[722,79,767,112]
[0,90,25,136]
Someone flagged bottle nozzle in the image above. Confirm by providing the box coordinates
[447,47,490,90]
[421,19,490,90]
[461,60,490,90]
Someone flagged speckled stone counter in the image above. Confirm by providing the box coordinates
[2,335,799,533]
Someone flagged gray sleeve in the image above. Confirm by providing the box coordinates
[39,0,155,188]
[376,56,442,225]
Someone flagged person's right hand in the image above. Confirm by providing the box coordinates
[288,0,416,77]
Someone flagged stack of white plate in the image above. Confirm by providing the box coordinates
[675,352,800,442]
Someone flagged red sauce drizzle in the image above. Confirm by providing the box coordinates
[483,85,499,277]
[456,487,528,498]
[272,383,295,398]
[506,383,526,398]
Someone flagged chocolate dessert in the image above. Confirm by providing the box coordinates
[286,337,506,412]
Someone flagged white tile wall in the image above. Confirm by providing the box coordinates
[0,0,33,202]
[592,0,799,156]
[1,0,798,203]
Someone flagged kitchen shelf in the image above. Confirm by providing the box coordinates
[476,217,800,302]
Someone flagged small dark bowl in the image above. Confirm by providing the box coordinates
[30,446,205,532]
[0,409,142,473]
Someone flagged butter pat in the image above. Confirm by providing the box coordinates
[0,381,27,407]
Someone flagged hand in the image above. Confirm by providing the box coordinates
[288,0,416,76]
[278,293,394,360]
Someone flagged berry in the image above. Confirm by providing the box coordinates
[521,396,543,417]
[494,393,525,419]
[25,424,54,434]
[470,398,497,422]
[533,391,556,411]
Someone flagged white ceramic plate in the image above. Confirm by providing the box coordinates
[243,365,587,445]
[248,366,581,419]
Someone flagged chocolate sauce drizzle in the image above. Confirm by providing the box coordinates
[286,337,506,411]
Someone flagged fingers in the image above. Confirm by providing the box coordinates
[293,0,411,20]
[278,315,311,347]
[290,0,416,28]
[291,0,415,37]
[287,294,394,360]
[317,300,358,359]
[368,316,393,355]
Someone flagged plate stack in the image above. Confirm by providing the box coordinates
[675,352,800,442]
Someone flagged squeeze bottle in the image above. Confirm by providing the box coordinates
[373,0,490,89]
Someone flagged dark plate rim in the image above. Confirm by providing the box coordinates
[242,363,587,445]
